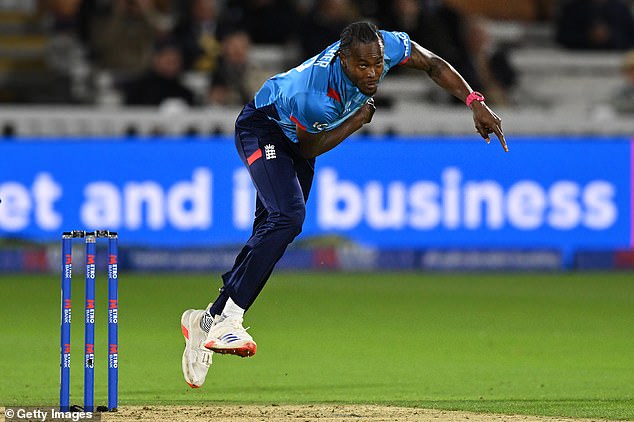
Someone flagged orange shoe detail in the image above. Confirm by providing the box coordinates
[181,324,189,340]
[207,341,257,358]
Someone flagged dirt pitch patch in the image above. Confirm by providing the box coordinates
[102,405,616,421]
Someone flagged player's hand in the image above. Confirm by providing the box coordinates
[471,101,508,152]
[357,97,376,125]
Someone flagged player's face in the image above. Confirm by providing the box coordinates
[341,40,385,96]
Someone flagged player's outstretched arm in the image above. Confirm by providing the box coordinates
[296,99,375,159]
[403,41,508,152]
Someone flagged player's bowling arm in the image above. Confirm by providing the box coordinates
[403,40,473,103]
[403,41,508,152]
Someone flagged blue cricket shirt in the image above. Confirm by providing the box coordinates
[253,30,412,143]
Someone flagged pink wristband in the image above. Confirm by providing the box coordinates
[466,91,485,108]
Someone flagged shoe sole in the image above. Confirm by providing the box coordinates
[182,348,200,388]
[205,340,257,357]
[181,310,201,388]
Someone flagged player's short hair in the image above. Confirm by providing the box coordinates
[337,21,384,59]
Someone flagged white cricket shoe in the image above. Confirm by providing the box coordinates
[181,308,214,388]
[204,316,257,357]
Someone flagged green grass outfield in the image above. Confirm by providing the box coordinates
[1,271,633,420]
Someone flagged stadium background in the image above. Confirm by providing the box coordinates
[1,1,633,420]
[1,0,633,272]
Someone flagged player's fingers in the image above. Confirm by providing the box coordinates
[475,125,490,143]
[363,101,376,124]
[492,125,508,152]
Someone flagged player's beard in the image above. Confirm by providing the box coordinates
[360,81,378,96]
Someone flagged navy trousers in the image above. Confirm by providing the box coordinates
[210,102,315,314]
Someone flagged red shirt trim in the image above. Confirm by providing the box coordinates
[290,115,307,131]
[327,87,342,103]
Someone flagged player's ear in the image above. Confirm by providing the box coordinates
[337,51,347,68]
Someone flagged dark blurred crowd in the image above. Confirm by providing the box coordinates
[4,0,634,108]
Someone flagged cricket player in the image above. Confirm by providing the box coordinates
[181,21,507,388]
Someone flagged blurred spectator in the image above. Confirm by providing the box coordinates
[609,50,634,114]
[222,0,299,44]
[441,0,556,21]
[46,0,82,33]
[556,0,634,50]
[80,0,172,76]
[44,0,89,102]
[406,0,480,103]
[299,0,359,58]
[172,0,221,72]
[381,0,425,40]
[464,17,517,106]
[352,0,381,19]
[122,40,195,106]
[208,30,256,106]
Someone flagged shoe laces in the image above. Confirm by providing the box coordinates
[220,316,250,334]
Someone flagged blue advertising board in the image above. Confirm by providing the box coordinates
[316,136,632,258]
[1,136,631,261]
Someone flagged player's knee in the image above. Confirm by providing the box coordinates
[276,205,305,237]
[288,206,306,235]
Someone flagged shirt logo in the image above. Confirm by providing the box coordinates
[264,144,276,160]
[313,122,329,131]
[395,31,410,58]
[315,44,339,68]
